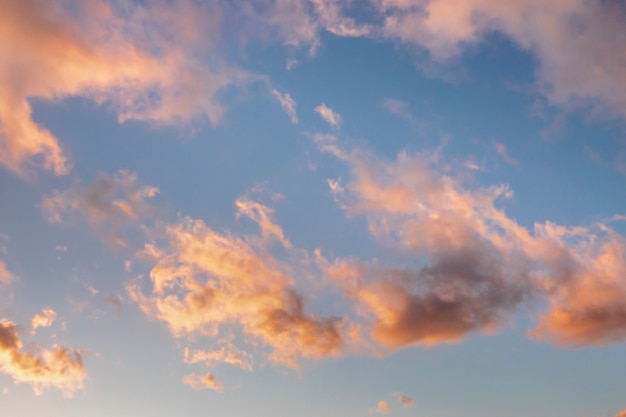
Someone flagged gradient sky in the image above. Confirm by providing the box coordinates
[1,1,626,416]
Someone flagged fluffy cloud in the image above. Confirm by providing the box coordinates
[31,308,57,332]
[128,198,356,371]
[42,170,159,247]
[0,0,251,178]
[374,0,626,118]
[316,134,626,348]
[0,319,85,396]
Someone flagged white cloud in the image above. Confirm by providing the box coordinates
[271,89,299,124]
[315,103,342,128]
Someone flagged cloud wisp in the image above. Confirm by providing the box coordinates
[42,170,159,247]
[315,103,342,128]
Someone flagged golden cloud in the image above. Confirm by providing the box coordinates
[0,319,86,396]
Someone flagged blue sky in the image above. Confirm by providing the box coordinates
[1,1,626,416]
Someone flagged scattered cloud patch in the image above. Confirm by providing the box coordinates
[315,103,342,128]
[31,308,57,332]
[369,400,390,414]
[0,319,85,396]
[271,89,299,124]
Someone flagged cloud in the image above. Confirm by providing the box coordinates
[182,373,224,392]
[128,200,356,371]
[271,89,299,124]
[31,308,57,332]
[369,400,390,414]
[529,222,626,346]
[315,103,342,128]
[494,143,519,167]
[42,170,159,247]
[315,134,626,348]
[383,99,415,123]
[0,260,14,285]
[393,392,415,408]
[614,409,626,417]
[374,0,626,119]
[0,319,86,396]
[0,0,252,178]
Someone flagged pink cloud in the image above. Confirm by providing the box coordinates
[316,135,626,348]
[0,0,251,178]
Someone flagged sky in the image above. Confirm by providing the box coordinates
[1,0,626,416]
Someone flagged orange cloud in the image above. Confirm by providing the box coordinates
[530,224,626,346]
[128,203,355,371]
[31,308,57,332]
[0,0,251,178]
[42,170,159,247]
[0,260,13,285]
[316,136,626,348]
[0,319,86,396]
[182,373,224,392]
[271,89,299,124]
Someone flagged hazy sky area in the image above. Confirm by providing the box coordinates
[1,1,626,416]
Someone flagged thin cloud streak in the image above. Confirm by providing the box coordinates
[315,103,342,128]
[271,89,299,124]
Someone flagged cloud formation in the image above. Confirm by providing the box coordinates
[0,319,85,396]
[0,260,13,285]
[369,400,390,414]
[374,0,626,118]
[315,103,342,128]
[182,373,224,392]
[42,170,159,247]
[31,308,57,332]
[128,198,355,371]
[0,0,251,178]
[393,392,415,408]
[272,89,299,124]
[316,134,626,348]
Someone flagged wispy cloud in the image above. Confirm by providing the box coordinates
[369,400,390,414]
[315,103,342,128]
[0,260,14,285]
[31,308,57,333]
[271,89,299,124]
[494,143,519,167]
[393,392,415,408]
[182,373,224,392]
[42,170,159,247]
